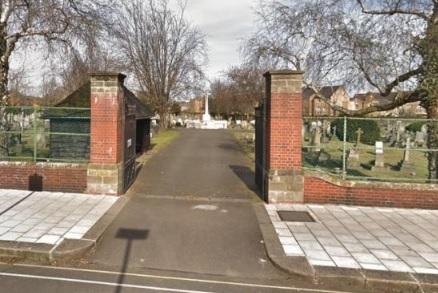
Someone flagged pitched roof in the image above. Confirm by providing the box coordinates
[54,82,153,119]
[303,85,343,99]
[8,91,42,106]
[352,92,400,106]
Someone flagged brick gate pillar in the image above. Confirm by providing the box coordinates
[264,70,304,203]
[87,73,126,195]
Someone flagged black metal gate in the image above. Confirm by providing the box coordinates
[255,101,267,201]
[123,104,137,191]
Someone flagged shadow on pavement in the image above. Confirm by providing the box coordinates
[115,228,149,293]
[229,165,260,196]
[218,143,242,152]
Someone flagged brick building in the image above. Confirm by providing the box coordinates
[303,86,353,116]
[353,92,426,117]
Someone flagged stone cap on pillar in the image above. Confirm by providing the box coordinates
[263,70,304,77]
[264,70,304,93]
[89,72,127,83]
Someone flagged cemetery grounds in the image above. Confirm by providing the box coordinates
[231,117,436,184]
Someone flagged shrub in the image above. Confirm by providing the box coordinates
[332,118,381,145]
[406,121,426,133]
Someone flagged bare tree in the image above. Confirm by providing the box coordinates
[210,65,264,119]
[245,0,438,178]
[112,0,207,128]
[0,0,113,104]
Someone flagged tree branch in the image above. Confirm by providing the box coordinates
[356,0,429,20]
[305,82,427,116]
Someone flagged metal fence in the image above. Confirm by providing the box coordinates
[303,116,438,184]
[0,106,91,163]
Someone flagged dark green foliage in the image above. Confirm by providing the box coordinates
[332,118,381,145]
[406,121,426,133]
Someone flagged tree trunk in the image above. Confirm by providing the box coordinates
[426,99,438,180]
[158,107,169,129]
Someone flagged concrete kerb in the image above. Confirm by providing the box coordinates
[252,202,314,279]
[253,202,438,292]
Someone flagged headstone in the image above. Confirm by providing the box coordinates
[421,124,428,134]
[317,149,331,163]
[399,137,416,175]
[372,141,385,170]
[311,126,321,152]
[321,120,330,143]
[332,125,337,139]
[347,148,360,168]
[416,124,428,147]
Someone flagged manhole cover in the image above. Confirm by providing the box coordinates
[277,211,315,222]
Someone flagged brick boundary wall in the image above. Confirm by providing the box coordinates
[259,70,438,208]
[304,173,438,209]
[0,162,87,193]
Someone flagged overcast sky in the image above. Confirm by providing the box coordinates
[171,0,258,80]
[10,0,259,95]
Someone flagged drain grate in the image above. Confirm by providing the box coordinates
[277,211,315,222]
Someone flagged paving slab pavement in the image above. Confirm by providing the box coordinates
[0,190,117,245]
[266,203,438,275]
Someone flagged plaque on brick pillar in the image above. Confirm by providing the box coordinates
[263,70,304,204]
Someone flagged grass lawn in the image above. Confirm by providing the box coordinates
[230,128,255,163]
[303,137,430,182]
[151,129,180,152]
[230,128,431,183]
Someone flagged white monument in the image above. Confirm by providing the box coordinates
[200,94,228,129]
[185,93,228,129]
[202,94,211,122]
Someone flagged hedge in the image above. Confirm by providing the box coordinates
[332,118,381,145]
[406,121,426,133]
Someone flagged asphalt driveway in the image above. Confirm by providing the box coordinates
[85,129,286,280]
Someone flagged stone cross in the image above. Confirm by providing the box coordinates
[400,136,416,175]
[355,128,363,146]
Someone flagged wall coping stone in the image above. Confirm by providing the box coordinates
[305,170,438,192]
[0,161,87,168]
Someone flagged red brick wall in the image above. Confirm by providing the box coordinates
[89,74,125,164]
[0,163,87,193]
[265,72,303,172]
[304,176,438,209]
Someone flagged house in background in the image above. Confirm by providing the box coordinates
[353,92,427,117]
[303,85,353,116]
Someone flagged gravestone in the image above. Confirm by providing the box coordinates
[317,149,331,164]
[321,120,331,143]
[371,141,385,171]
[311,126,321,152]
[399,137,416,175]
[415,131,426,147]
[347,148,360,168]
[355,128,363,146]
[347,128,363,168]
